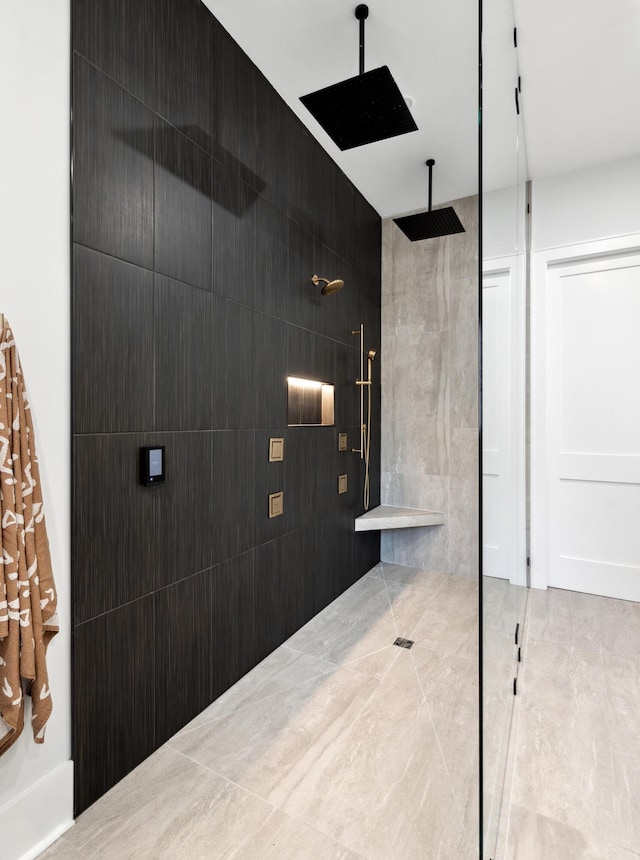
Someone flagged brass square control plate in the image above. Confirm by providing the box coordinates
[338,432,348,452]
[269,437,285,462]
[269,491,284,518]
[338,474,348,494]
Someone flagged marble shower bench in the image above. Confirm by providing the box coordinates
[354,505,445,532]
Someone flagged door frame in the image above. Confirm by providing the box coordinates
[482,254,527,586]
[530,233,640,590]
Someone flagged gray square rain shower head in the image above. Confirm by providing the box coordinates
[300,65,418,151]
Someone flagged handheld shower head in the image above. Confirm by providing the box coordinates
[312,275,344,296]
[367,349,377,361]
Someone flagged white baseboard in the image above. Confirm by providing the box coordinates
[0,761,74,860]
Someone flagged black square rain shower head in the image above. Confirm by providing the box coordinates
[299,5,418,151]
[393,159,466,241]
[393,207,465,241]
[300,66,418,151]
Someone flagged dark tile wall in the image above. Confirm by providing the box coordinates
[72,0,381,815]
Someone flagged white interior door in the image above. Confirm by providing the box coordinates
[538,245,640,600]
[482,260,526,584]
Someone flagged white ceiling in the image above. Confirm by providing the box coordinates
[203,0,640,217]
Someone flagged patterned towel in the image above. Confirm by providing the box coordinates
[0,322,58,755]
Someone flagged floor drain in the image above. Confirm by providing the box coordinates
[393,637,414,649]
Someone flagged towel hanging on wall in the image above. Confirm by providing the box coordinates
[0,318,58,755]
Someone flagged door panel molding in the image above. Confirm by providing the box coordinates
[531,233,640,595]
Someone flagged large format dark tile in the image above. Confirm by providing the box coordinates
[306,144,338,250]
[154,275,211,431]
[286,220,319,332]
[254,529,314,662]
[311,512,357,613]
[351,192,382,280]
[73,245,154,434]
[334,340,360,429]
[73,0,156,105]
[211,20,259,183]
[210,297,255,430]
[312,239,351,343]
[286,326,336,386]
[210,431,256,565]
[154,118,212,290]
[155,0,213,152]
[332,176,357,266]
[253,429,287,548]
[254,314,287,429]
[73,595,156,815]
[286,426,336,532]
[73,433,156,624]
[251,195,288,316]
[211,551,256,699]
[73,57,154,267]
[154,432,214,588]
[154,570,213,744]
[285,115,322,236]
[211,159,256,305]
[254,70,292,214]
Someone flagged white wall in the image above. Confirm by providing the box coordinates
[530,154,640,593]
[532,154,640,251]
[0,2,73,858]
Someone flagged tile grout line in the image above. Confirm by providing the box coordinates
[166,745,289,815]
[407,648,465,821]
[168,715,379,855]
[168,666,342,739]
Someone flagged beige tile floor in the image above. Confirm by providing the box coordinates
[41,562,479,860]
[498,587,640,860]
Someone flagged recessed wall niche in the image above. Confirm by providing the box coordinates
[287,376,335,426]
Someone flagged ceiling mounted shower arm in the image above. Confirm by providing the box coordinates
[426,158,435,212]
[356,5,369,75]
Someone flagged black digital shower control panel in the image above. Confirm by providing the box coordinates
[140,446,165,485]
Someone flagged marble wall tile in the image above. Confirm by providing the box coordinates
[381,523,449,572]
[381,330,449,477]
[391,216,448,279]
[381,469,449,513]
[379,561,449,590]
[450,276,479,430]
[451,426,479,478]
[380,196,478,574]
[446,196,479,282]
[448,475,480,578]
[382,221,449,337]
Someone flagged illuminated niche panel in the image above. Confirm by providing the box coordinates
[287,377,335,427]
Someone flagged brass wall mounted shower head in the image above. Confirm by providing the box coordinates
[312,275,344,296]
